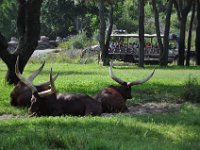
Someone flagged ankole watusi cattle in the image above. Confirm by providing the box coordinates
[94,62,155,113]
[10,60,58,107]
[15,59,102,116]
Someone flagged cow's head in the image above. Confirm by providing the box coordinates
[109,61,155,100]
[11,57,58,106]
[15,57,58,116]
[28,68,57,115]
[10,61,46,107]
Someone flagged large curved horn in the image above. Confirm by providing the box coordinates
[50,68,56,92]
[38,68,57,97]
[15,56,38,93]
[35,73,59,87]
[127,69,155,86]
[109,61,126,85]
[28,61,45,81]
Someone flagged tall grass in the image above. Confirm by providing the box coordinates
[182,77,200,103]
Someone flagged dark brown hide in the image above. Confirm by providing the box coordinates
[94,85,130,113]
[29,93,102,116]
[10,82,50,107]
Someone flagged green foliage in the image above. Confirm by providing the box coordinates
[170,13,180,34]
[59,32,98,50]
[41,0,78,38]
[182,77,200,103]
[83,13,98,38]
[0,0,17,39]
[116,17,138,33]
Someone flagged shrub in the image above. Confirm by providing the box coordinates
[72,41,83,49]
[182,77,200,103]
[58,32,98,50]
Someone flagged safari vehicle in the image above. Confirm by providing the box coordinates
[108,33,179,64]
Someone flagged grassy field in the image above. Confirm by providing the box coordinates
[0,60,200,150]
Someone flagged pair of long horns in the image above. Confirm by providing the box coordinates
[28,61,45,82]
[15,57,58,97]
[109,61,155,86]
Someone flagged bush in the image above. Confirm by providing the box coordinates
[182,77,200,103]
[72,41,83,49]
[58,32,98,50]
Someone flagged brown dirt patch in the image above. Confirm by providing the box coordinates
[0,102,183,119]
[102,102,182,116]
[0,114,27,120]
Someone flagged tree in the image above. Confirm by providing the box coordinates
[76,0,117,65]
[138,0,145,67]
[97,0,107,65]
[152,0,164,65]
[174,0,192,66]
[186,1,195,66]
[41,0,78,38]
[162,0,174,66]
[0,0,43,84]
[0,0,17,39]
[97,0,117,66]
[196,0,200,65]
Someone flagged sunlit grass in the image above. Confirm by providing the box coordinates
[0,61,200,149]
[1,105,200,150]
[0,61,200,114]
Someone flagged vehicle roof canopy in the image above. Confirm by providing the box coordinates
[111,33,164,38]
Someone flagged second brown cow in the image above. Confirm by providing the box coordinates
[94,62,155,113]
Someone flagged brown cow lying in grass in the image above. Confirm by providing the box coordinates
[15,58,102,116]
[10,61,58,107]
[94,62,155,113]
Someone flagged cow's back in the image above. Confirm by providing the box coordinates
[57,93,102,116]
[94,87,127,113]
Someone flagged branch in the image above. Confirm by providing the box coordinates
[183,0,192,15]
[174,0,181,20]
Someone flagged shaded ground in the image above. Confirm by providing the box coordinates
[102,102,182,116]
[0,102,182,119]
[0,114,27,119]
[127,102,181,114]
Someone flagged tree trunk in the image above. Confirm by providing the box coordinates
[98,0,109,66]
[174,0,192,66]
[138,0,145,68]
[163,0,174,66]
[105,4,113,56]
[178,17,187,66]
[0,0,43,84]
[196,0,200,65]
[152,0,164,66]
[186,1,195,66]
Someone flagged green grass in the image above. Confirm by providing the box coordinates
[1,105,200,150]
[0,61,200,149]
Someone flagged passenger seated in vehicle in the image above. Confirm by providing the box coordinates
[145,42,151,48]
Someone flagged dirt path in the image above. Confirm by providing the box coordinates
[0,102,182,119]
[31,48,61,58]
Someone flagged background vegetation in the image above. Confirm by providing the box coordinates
[0,0,181,40]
